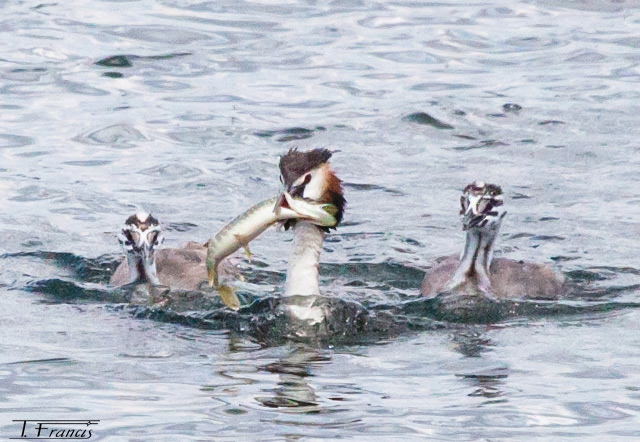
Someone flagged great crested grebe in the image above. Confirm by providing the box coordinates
[273,148,346,321]
[421,181,564,299]
[110,212,213,290]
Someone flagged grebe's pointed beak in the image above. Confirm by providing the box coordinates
[273,179,293,215]
[273,192,288,215]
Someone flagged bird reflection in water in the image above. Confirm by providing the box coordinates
[255,346,332,411]
[450,326,509,402]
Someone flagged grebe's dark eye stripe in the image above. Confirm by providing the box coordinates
[120,230,134,246]
[459,196,468,214]
[123,230,134,242]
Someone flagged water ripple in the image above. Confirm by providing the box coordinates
[0,134,35,148]
[138,163,204,179]
[372,50,442,64]
[3,0,640,439]
[9,185,67,202]
[105,25,216,44]
[74,124,149,147]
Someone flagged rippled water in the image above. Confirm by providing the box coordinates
[2,0,640,439]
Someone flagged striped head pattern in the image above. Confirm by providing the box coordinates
[459,181,506,231]
[118,212,164,255]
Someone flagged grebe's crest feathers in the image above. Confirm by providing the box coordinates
[279,148,333,186]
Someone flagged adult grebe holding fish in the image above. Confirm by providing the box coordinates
[204,148,345,322]
[421,181,564,299]
[272,148,346,322]
[206,191,338,309]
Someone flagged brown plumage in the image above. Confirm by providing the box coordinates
[110,242,208,289]
[421,255,564,300]
[316,164,346,229]
[279,148,333,187]
[111,241,237,290]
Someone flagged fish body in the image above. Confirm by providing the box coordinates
[207,193,337,310]
[281,193,339,226]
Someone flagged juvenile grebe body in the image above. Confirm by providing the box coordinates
[110,212,216,290]
[421,182,564,300]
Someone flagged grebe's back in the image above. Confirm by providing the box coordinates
[110,230,210,291]
[421,256,563,299]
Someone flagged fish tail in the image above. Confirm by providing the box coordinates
[218,285,241,311]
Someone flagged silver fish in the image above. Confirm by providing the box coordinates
[207,192,337,310]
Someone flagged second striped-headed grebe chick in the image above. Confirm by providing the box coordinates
[110,212,221,291]
[421,182,564,299]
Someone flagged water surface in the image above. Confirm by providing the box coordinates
[2,0,640,439]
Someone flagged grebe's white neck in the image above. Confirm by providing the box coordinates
[126,253,161,286]
[285,221,325,297]
[443,228,499,294]
[282,221,326,324]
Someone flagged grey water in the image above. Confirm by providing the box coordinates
[2,0,640,439]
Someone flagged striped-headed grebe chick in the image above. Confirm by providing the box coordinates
[110,212,221,290]
[421,182,564,299]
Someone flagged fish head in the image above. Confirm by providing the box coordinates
[276,148,346,231]
[460,181,506,233]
